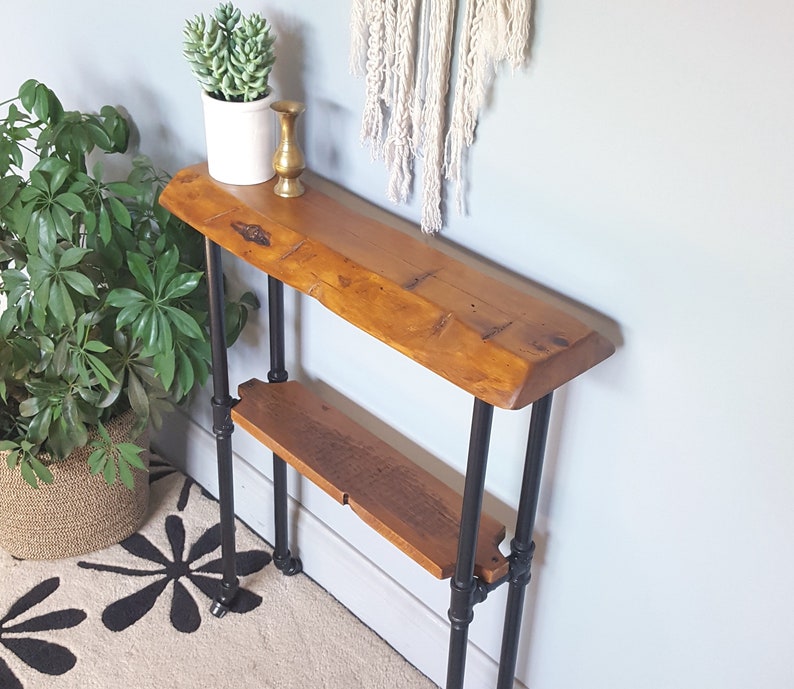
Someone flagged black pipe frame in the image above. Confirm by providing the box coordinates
[444,392,553,688]
[267,276,302,576]
[203,242,554,684]
[205,239,239,618]
[496,392,553,689]
[446,398,494,689]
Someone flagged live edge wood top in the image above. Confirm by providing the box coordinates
[161,164,615,409]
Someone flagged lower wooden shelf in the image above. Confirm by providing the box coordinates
[231,378,509,583]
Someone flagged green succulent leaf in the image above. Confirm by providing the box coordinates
[183,3,275,102]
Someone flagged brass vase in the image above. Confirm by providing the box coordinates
[271,100,306,198]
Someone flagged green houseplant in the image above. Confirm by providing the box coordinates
[0,79,255,492]
[183,2,279,185]
[183,1,276,103]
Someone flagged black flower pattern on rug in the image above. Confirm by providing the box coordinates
[78,515,270,633]
[148,456,216,511]
[148,455,185,485]
[0,578,87,689]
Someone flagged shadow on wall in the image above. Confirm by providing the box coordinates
[37,73,204,181]
[269,10,307,106]
[268,10,359,180]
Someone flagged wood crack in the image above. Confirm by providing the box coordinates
[482,321,513,341]
[431,313,454,337]
[203,207,239,224]
[403,270,438,290]
[280,239,307,260]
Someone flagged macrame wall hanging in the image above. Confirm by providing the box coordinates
[349,0,531,233]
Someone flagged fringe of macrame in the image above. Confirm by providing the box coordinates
[352,0,532,233]
[444,0,486,215]
[349,0,368,75]
[411,0,430,153]
[503,0,532,68]
[360,0,387,155]
[420,0,456,232]
[381,0,398,107]
[384,0,420,204]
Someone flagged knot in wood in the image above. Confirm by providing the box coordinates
[232,221,271,246]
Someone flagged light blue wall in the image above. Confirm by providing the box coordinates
[5,2,793,688]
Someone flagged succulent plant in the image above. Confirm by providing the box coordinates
[183,3,276,103]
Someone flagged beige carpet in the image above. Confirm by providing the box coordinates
[0,458,438,688]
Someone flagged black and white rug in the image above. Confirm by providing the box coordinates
[0,458,437,689]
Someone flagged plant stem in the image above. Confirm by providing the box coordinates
[16,142,39,157]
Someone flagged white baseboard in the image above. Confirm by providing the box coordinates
[152,411,527,689]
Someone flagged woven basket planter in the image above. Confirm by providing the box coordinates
[0,410,150,560]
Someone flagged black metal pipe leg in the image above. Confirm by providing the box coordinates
[267,276,302,576]
[205,239,239,618]
[210,400,238,618]
[267,276,288,386]
[446,399,494,689]
[272,454,301,575]
[496,392,553,689]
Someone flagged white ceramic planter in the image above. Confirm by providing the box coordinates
[201,90,277,185]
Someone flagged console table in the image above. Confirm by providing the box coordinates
[160,164,614,689]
